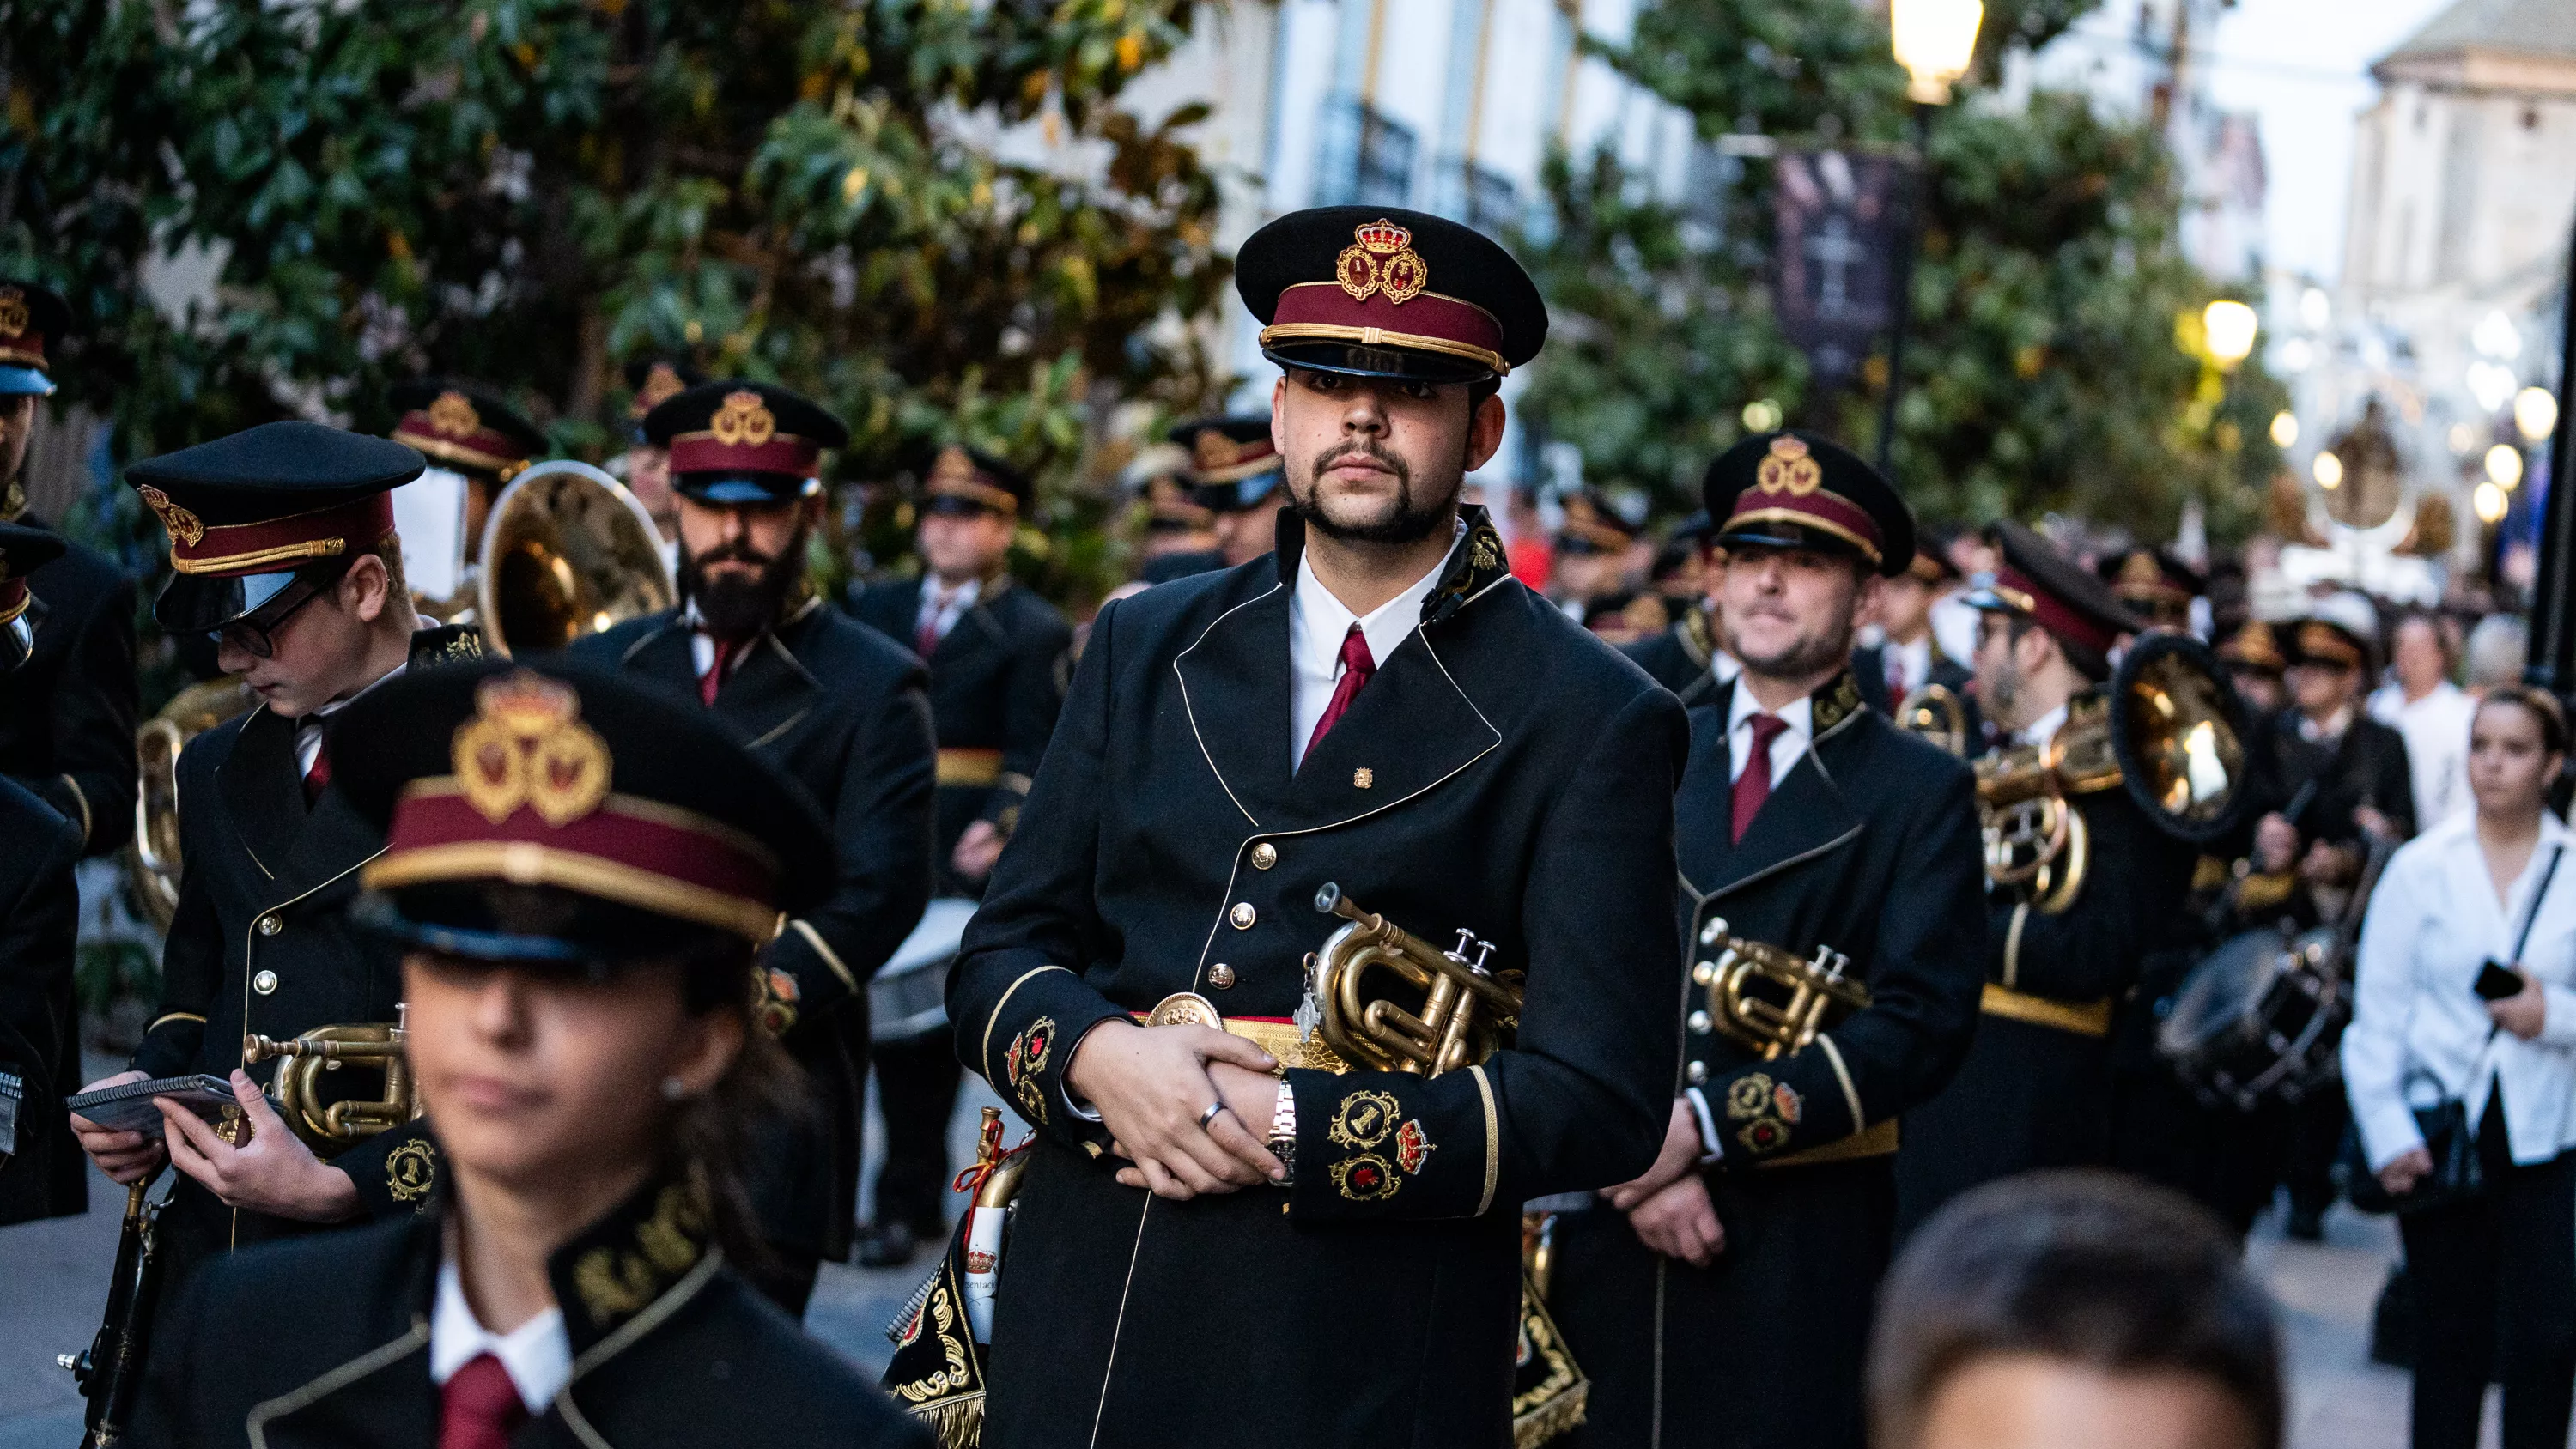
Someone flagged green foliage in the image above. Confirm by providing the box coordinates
[1521,0,2291,542]
[0,0,1232,608]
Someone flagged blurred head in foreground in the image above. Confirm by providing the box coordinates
[1868,1172,2281,1449]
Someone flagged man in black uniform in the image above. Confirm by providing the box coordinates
[1853,545,1975,721]
[0,280,138,1227]
[1550,432,1986,1449]
[1176,414,1289,569]
[1892,523,2202,1234]
[384,379,545,607]
[2099,543,2205,634]
[569,379,935,1312]
[67,422,483,1287]
[848,445,1070,1268]
[611,356,703,545]
[939,207,1686,1449]
[0,521,88,1226]
[1622,515,1736,706]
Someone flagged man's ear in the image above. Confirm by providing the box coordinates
[343,553,393,626]
[1463,392,1508,473]
[1270,374,1291,460]
[1853,570,1886,621]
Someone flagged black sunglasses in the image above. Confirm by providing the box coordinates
[213,560,353,658]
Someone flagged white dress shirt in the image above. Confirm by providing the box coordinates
[914,574,984,652]
[2016,702,2069,752]
[1286,529,1460,770]
[1724,684,1813,788]
[291,640,423,779]
[1885,635,1934,699]
[428,1257,572,1413]
[2345,809,2576,1170]
[2369,680,2477,831]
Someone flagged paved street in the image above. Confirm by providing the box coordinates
[0,1052,2472,1448]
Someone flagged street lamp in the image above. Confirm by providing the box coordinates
[1893,0,1986,104]
[2488,443,2526,490]
[1876,0,1985,478]
[2202,300,2258,372]
[2312,452,2344,490]
[2517,385,2559,444]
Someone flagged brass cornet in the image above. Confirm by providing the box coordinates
[1310,883,1522,1077]
[1695,915,1870,1060]
[242,1006,422,1154]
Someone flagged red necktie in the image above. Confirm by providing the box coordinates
[1886,651,1907,704]
[1304,624,1377,761]
[1731,712,1790,844]
[699,636,738,706]
[916,587,952,659]
[301,736,331,808]
[438,1353,528,1449]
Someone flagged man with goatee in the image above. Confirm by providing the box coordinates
[568,379,935,1317]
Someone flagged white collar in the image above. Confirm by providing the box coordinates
[2298,704,2355,743]
[428,1256,571,1414]
[1711,649,1742,684]
[1290,523,1463,675]
[2019,701,2070,749]
[1727,678,1814,741]
[920,573,983,607]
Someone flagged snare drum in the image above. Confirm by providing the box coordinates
[2157,925,2351,1112]
[869,898,979,1043]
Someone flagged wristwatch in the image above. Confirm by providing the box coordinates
[1267,1080,1297,1187]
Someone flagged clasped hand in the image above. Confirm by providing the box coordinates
[1601,1099,1725,1267]
[1065,1021,1284,1201]
[68,1068,357,1221]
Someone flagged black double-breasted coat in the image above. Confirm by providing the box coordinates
[0,775,82,1225]
[848,574,1071,890]
[1893,697,2201,1235]
[942,508,1688,1449]
[568,598,936,1263]
[1551,673,1985,1449]
[131,627,483,1279]
[128,1176,933,1449]
[0,520,138,856]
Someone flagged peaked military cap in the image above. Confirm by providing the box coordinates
[2284,592,2379,672]
[0,279,69,397]
[1236,206,1546,383]
[920,445,1031,519]
[389,379,545,480]
[127,421,425,632]
[1966,521,2144,658]
[1170,415,1282,512]
[1555,489,1638,556]
[1703,430,1917,577]
[0,520,66,673]
[2215,619,2287,676]
[623,355,706,425]
[2098,544,2204,628]
[336,661,831,967]
[643,379,847,505]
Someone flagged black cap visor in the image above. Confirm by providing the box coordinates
[353,885,743,979]
[1265,341,1493,385]
[1191,472,1284,513]
[1715,521,1874,566]
[921,493,1006,521]
[154,558,348,635]
[675,471,817,506]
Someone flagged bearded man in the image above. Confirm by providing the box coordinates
[933,207,1687,1449]
[567,379,935,1317]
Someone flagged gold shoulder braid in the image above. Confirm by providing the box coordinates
[1810,670,1862,733]
[557,1179,712,1337]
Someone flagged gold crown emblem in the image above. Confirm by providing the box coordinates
[426,391,483,439]
[1336,219,1428,306]
[709,389,776,448]
[637,362,686,411]
[137,485,206,547]
[2117,551,2165,590]
[1754,434,1822,497]
[0,288,27,340]
[1193,431,1260,471]
[452,670,612,828]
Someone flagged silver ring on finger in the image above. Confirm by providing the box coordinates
[1198,1101,1226,1130]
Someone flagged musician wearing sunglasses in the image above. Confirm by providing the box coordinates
[68,423,483,1293]
[129,664,933,1449]
[1546,433,1986,1449]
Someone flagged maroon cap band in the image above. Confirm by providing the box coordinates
[1724,488,1886,564]
[0,578,26,626]
[1264,282,1509,376]
[149,491,396,578]
[1991,564,2121,656]
[668,433,822,478]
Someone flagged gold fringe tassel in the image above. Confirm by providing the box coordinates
[908,1391,985,1449]
[1513,1379,1589,1449]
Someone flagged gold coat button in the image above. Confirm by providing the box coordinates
[1692,961,1717,985]
[1250,842,1278,870]
[257,914,283,937]
[252,969,279,996]
[1686,1060,1709,1085]
[1687,1010,1713,1035]
[1229,902,1256,930]
[1207,963,1236,990]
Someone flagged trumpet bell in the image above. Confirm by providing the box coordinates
[476,461,677,658]
[2109,630,2248,842]
[1896,682,1969,757]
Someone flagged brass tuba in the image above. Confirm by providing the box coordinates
[1896,682,1970,758]
[1977,630,2247,913]
[1694,914,1870,1060]
[1310,882,1522,1076]
[240,1005,422,1154]
[475,460,677,657]
[124,676,258,930]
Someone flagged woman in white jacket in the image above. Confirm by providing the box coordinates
[2345,685,2576,1449]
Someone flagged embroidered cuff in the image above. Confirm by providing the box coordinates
[1283,1067,1495,1222]
[331,1120,440,1220]
[974,965,1122,1153]
[1704,1046,1862,1169]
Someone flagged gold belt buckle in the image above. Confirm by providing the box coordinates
[1144,992,1223,1028]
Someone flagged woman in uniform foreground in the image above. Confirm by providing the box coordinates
[132,662,931,1449]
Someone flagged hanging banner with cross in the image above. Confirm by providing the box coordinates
[1771,149,1914,390]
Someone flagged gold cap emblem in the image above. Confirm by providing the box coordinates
[452,671,612,828]
[137,485,207,547]
[636,362,686,411]
[0,288,28,340]
[1335,219,1428,306]
[426,391,483,439]
[1193,431,1257,471]
[709,389,776,448]
[1754,435,1822,497]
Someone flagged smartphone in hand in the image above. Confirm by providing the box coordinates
[2475,960,2526,1002]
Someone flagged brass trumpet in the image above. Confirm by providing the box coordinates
[1311,882,1522,1077]
[242,1007,421,1154]
[1695,915,1870,1059]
